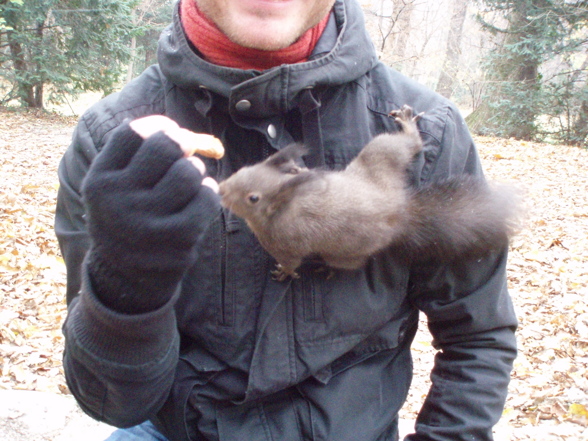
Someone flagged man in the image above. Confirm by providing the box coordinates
[55,0,518,440]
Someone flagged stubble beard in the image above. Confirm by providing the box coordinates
[196,0,334,51]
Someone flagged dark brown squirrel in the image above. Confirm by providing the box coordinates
[218,105,521,281]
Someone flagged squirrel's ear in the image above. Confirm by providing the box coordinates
[265,144,308,171]
[267,171,320,215]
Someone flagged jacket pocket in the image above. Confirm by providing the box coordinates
[153,348,228,441]
[290,259,413,384]
[291,261,410,345]
[216,388,311,441]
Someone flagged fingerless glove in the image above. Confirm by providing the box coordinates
[81,121,220,314]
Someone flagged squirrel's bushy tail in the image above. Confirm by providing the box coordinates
[399,175,522,262]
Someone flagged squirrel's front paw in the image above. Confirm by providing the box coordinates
[271,264,299,282]
[388,105,424,127]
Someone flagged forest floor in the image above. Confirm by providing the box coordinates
[1,107,587,440]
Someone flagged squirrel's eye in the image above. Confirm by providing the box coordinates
[248,194,260,204]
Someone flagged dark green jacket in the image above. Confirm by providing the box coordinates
[56,1,517,440]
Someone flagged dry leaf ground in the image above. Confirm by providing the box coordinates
[1,108,587,440]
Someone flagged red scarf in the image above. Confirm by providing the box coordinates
[180,0,330,70]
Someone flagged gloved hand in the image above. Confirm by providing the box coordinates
[81,116,221,314]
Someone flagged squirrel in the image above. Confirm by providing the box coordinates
[218,105,521,281]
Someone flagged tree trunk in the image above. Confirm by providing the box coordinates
[466,2,541,139]
[126,35,137,83]
[6,19,45,108]
[572,84,588,145]
[391,0,414,67]
[32,20,45,108]
[568,53,588,144]
[33,83,43,108]
[436,0,469,99]
[143,29,159,67]
[126,8,138,83]
[7,35,37,107]
[501,5,540,140]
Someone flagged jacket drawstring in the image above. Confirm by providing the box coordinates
[299,88,325,168]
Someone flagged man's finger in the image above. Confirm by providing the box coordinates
[130,115,224,159]
[129,115,179,139]
[202,177,219,194]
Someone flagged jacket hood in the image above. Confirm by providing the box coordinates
[157,0,379,101]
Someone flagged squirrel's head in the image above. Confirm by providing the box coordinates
[219,143,309,223]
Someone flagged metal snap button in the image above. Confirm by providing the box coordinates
[235,99,251,112]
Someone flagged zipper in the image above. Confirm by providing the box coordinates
[301,274,323,323]
[219,209,231,326]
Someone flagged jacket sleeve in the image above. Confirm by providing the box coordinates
[406,105,518,440]
[56,111,180,428]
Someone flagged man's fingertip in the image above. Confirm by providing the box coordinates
[202,177,219,194]
[129,115,179,139]
[186,156,206,175]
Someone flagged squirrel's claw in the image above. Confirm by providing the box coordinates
[388,105,424,122]
[271,264,299,282]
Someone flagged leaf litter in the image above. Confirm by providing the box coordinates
[1,108,587,440]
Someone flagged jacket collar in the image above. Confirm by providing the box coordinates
[157,0,378,118]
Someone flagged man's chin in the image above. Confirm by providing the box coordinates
[223,21,305,51]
